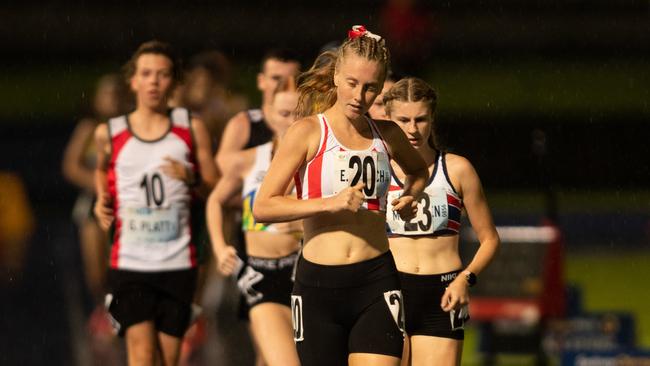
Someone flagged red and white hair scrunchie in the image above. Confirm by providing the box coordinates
[348,25,382,41]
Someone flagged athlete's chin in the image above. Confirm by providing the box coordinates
[345,108,367,120]
[142,99,167,110]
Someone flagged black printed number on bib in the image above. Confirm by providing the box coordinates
[406,194,432,232]
[333,151,388,199]
[387,189,448,235]
[140,173,165,207]
[291,295,304,342]
[383,290,405,333]
[349,155,376,197]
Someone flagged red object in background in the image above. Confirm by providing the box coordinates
[540,220,566,319]
[378,0,437,59]
[469,222,566,322]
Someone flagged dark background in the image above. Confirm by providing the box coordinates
[1,1,648,365]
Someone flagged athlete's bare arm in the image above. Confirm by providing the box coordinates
[92,123,113,231]
[376,120,429,219]
[253,117,365,223]
[441,154,500,312]
[215,111,251,172]
[159,117,218,198]
[190,117,219,196]
[206,150,251,276]
[62,118,97,192]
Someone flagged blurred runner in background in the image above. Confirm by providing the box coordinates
[93,40,217,366]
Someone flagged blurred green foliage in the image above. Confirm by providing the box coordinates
[2,57,649,123]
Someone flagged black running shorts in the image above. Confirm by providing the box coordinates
[105,268,197,338]
[399,270,467,340]
[291,251,405,366]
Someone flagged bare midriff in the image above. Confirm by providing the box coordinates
[302,209,389,265]
[389,235,462,274]
[245,230,302,258]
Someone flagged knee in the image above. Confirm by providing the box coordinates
[129,346,156,366]
[127,338,156,365]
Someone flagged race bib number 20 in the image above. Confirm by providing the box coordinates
[332,151,389,199]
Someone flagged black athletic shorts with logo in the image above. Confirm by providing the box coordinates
[105,268,197,338]
[291,251,405,366]
[399,270,468,340]
[236,251,298,309]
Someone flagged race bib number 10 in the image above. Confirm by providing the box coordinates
[121,206,180,245]
[332,151,389,199]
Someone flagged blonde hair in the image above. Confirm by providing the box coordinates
[383,77,439,149]
[296,27,390,118]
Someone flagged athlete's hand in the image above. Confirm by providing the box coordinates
[161,156,195,185]
[391,195,418,221]
[441,277,470,312]
[326,183,365,213]
[215,245,241,277]
[94,192,114,231]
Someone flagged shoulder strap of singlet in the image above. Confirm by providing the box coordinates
[247,108,264,123]
[366,117,391,158]
[170,107,191,128]
[439,152,460,195]
[429,150,441,185]
[107,115,128,138]
[308,114,329,162]
[392,149,439,189]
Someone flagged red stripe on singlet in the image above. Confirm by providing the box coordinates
[447,194,462,208]
[294,171,303,198]
[109,130,131,268]
[171,126,197,173]
[448,219,461,231]
[307,119,329,199]
[367,199,380,210]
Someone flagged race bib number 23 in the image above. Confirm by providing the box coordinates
[387,189,449,235]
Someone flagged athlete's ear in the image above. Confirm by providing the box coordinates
[333,67,340,88]
[129,75,138,93]
[257,72,265,92]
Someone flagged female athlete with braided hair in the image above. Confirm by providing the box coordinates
[253,26,429,366]
[383,77,499,366]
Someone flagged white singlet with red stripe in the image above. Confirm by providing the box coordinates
[294,114,391,211]
[107,108,198,271]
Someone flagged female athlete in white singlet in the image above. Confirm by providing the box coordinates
[206,77,301,366]
[93,41,217,366]
[383,77,499,366]
[253,26,429,366]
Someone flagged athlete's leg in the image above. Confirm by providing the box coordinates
[157,331,183,366]
[349,353,401,366]
[400,335,410,366]
[247,322,267,366]
[409,335,462,366]
[249,303,299,366]
[79,218,107,300]
[125,321,157,366]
